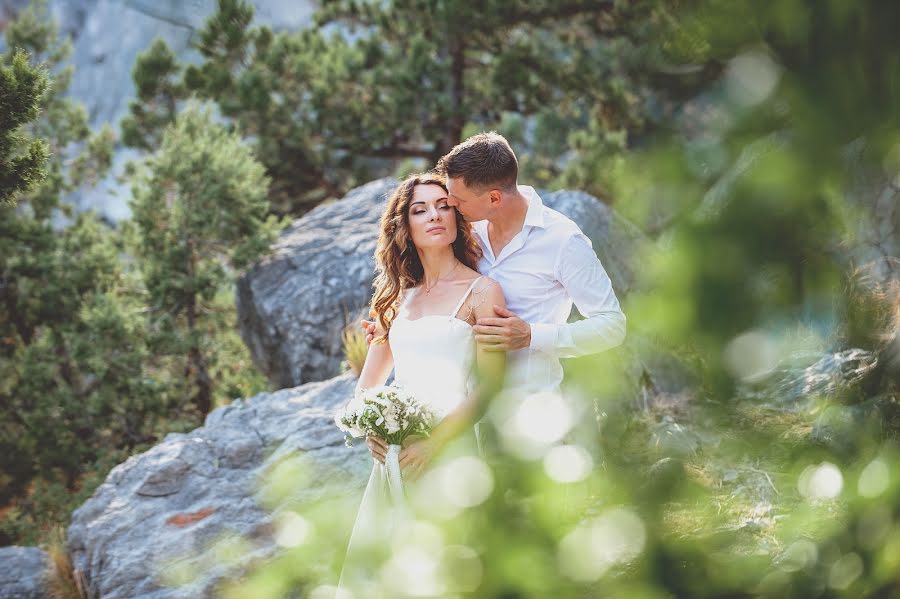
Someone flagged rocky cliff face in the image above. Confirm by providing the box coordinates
[0,0,316,224]
[237,178,648,389]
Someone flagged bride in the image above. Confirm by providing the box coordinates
[335,172,506,594]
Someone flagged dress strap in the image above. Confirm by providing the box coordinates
[449,276,484,319]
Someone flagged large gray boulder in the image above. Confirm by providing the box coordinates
[236,179,396,390]
[0,547,50,599]
[237,178,648,389]
[66,373,369,599]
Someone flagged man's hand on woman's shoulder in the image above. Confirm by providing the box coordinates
[360,319,377,345]
[474,305,532,351]
[470,279,530,351]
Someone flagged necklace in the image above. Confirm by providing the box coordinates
[422,259,460,294]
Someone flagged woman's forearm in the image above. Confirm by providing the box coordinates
[427,374,502,454]
[426,341,506,453]
[352,340,394,398]
[427,396,480,453]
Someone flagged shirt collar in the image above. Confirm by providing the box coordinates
[519,185,546,229]
[471,184,546,238]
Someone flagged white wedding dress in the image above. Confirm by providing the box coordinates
[335,277,485,597]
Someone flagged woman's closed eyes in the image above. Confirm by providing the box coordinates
[412,204,452,215]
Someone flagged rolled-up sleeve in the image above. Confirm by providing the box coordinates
[540,233,626,358]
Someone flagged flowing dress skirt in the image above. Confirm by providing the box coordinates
[335,426,483,597]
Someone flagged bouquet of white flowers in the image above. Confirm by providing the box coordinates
[334,384,438,506]
[334,383,437,448]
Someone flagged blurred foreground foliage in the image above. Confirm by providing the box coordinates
[189,1,899,597]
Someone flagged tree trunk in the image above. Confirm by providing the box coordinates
[51,329,81,391]
[184,240,212,415]
[438,36,466,158]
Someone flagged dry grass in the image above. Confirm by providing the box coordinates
[342,324,369,376]
[45,525,87,599]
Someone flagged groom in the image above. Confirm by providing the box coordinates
[436,131,626,394]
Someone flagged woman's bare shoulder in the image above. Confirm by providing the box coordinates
[457,264,482,282]
[473,274,503,296]
[464,275,505,322]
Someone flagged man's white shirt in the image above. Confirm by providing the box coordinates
[472,185,626,393]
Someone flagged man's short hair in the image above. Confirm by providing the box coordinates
[436,131,518,191]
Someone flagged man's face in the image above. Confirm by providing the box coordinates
[445,177,492,222]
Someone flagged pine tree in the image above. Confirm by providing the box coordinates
[128,101,282,416]
[0,48,48,206]
[0,2,171,545]
[2,0,114,215]
[120,37,184,152]
[121,0,661,214]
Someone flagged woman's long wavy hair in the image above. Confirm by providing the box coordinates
[371,173,482,343]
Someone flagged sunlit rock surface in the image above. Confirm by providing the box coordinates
[66,374,369,599]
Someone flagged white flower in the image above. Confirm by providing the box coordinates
[335,383,436,445]
[385,414,401,434]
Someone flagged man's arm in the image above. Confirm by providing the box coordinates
[529,233,626,358]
